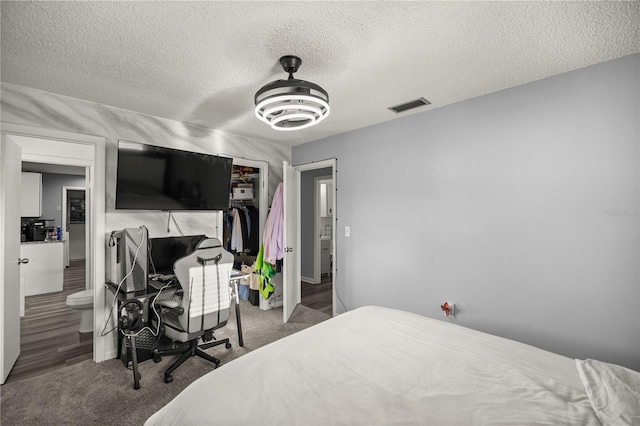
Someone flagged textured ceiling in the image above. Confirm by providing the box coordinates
[1,1,639,147]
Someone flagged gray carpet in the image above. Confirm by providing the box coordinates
[0,301,330,426]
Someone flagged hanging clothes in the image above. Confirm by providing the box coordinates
[255,182,284,299]
[230,208,244,253]
[263,182,284,264]
[255,244,276,299]
[246,205,260,255]
[238,207,249,252]
[222,211,232,251]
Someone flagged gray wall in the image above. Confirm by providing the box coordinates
[301,167,332,279]
[40,173,85,228]
[293,53,640,370]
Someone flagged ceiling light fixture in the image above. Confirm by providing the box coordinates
[254,55,330,131]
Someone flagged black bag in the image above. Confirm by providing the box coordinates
[248,289,260,306]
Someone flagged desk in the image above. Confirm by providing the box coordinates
[106,269,250,362]
[105,280,179,368]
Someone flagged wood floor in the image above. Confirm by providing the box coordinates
[5,259,93,383]
[301,274,332,316]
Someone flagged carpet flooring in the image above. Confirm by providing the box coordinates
[0,300,330,426]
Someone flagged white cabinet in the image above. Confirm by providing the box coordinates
[20,242,64,296]
[320,180,333,217]
[21,172,42,217]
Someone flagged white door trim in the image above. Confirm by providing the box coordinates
[312,175,332,284]
[62,186,85,237]
[293,158,337,316]
[62,186,86,271]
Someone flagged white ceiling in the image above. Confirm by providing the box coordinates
[1,1,638,147]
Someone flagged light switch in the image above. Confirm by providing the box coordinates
[345,225,351,237]
[56,205,61,212]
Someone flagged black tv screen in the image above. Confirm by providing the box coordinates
[115,141,232,210]
[149,235,207,275]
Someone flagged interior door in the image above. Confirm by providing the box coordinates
[282,161,301,322]
[1,137,22,384]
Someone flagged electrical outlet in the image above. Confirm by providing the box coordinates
[441,301,455,318]
[345,225,351,237]
[447,303,455,318]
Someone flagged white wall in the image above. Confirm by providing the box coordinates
[40,173,85,228]
[293,53,640,370]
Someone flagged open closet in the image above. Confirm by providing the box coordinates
[225,164,261,257]
[221,159,279,309]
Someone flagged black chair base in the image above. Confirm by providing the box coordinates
[153,337,231,383]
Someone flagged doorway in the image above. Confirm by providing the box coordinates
[300,171,333,315]
[62,186,87,264]
[7,168,92,382]
[1,122,106,385]
[282,159,336,321]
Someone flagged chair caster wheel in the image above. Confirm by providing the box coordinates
[225,342,232,349]
[153,355,162,363]
[164,374,173,383]
[214,359,221,367]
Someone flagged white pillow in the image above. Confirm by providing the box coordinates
[576,358,640,426]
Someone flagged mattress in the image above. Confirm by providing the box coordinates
[145,305,638,425]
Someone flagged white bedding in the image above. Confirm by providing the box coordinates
[577,358,640,426]
[146,306,623,425]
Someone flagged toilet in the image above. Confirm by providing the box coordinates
[66,289,94,333]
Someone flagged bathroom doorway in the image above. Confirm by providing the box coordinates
[299,167,334,316]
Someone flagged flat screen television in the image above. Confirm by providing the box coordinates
[115,141,232,210]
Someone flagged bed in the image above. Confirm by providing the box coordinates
[145,306,639,425]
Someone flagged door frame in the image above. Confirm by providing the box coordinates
[62,186,86,237]
[62,186,86,271]
[0,122,107,362]
[291,159,337,316]
[313,175,332,284]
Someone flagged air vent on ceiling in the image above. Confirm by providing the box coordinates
[388,97,431,114]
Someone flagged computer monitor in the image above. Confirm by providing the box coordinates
[149,235,207,275]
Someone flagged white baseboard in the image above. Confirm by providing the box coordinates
[301,275,320,284]
[103,349,118,361]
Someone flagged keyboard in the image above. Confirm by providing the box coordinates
[150,273,175,282]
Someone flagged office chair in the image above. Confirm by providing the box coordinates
[152,238,233,383]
